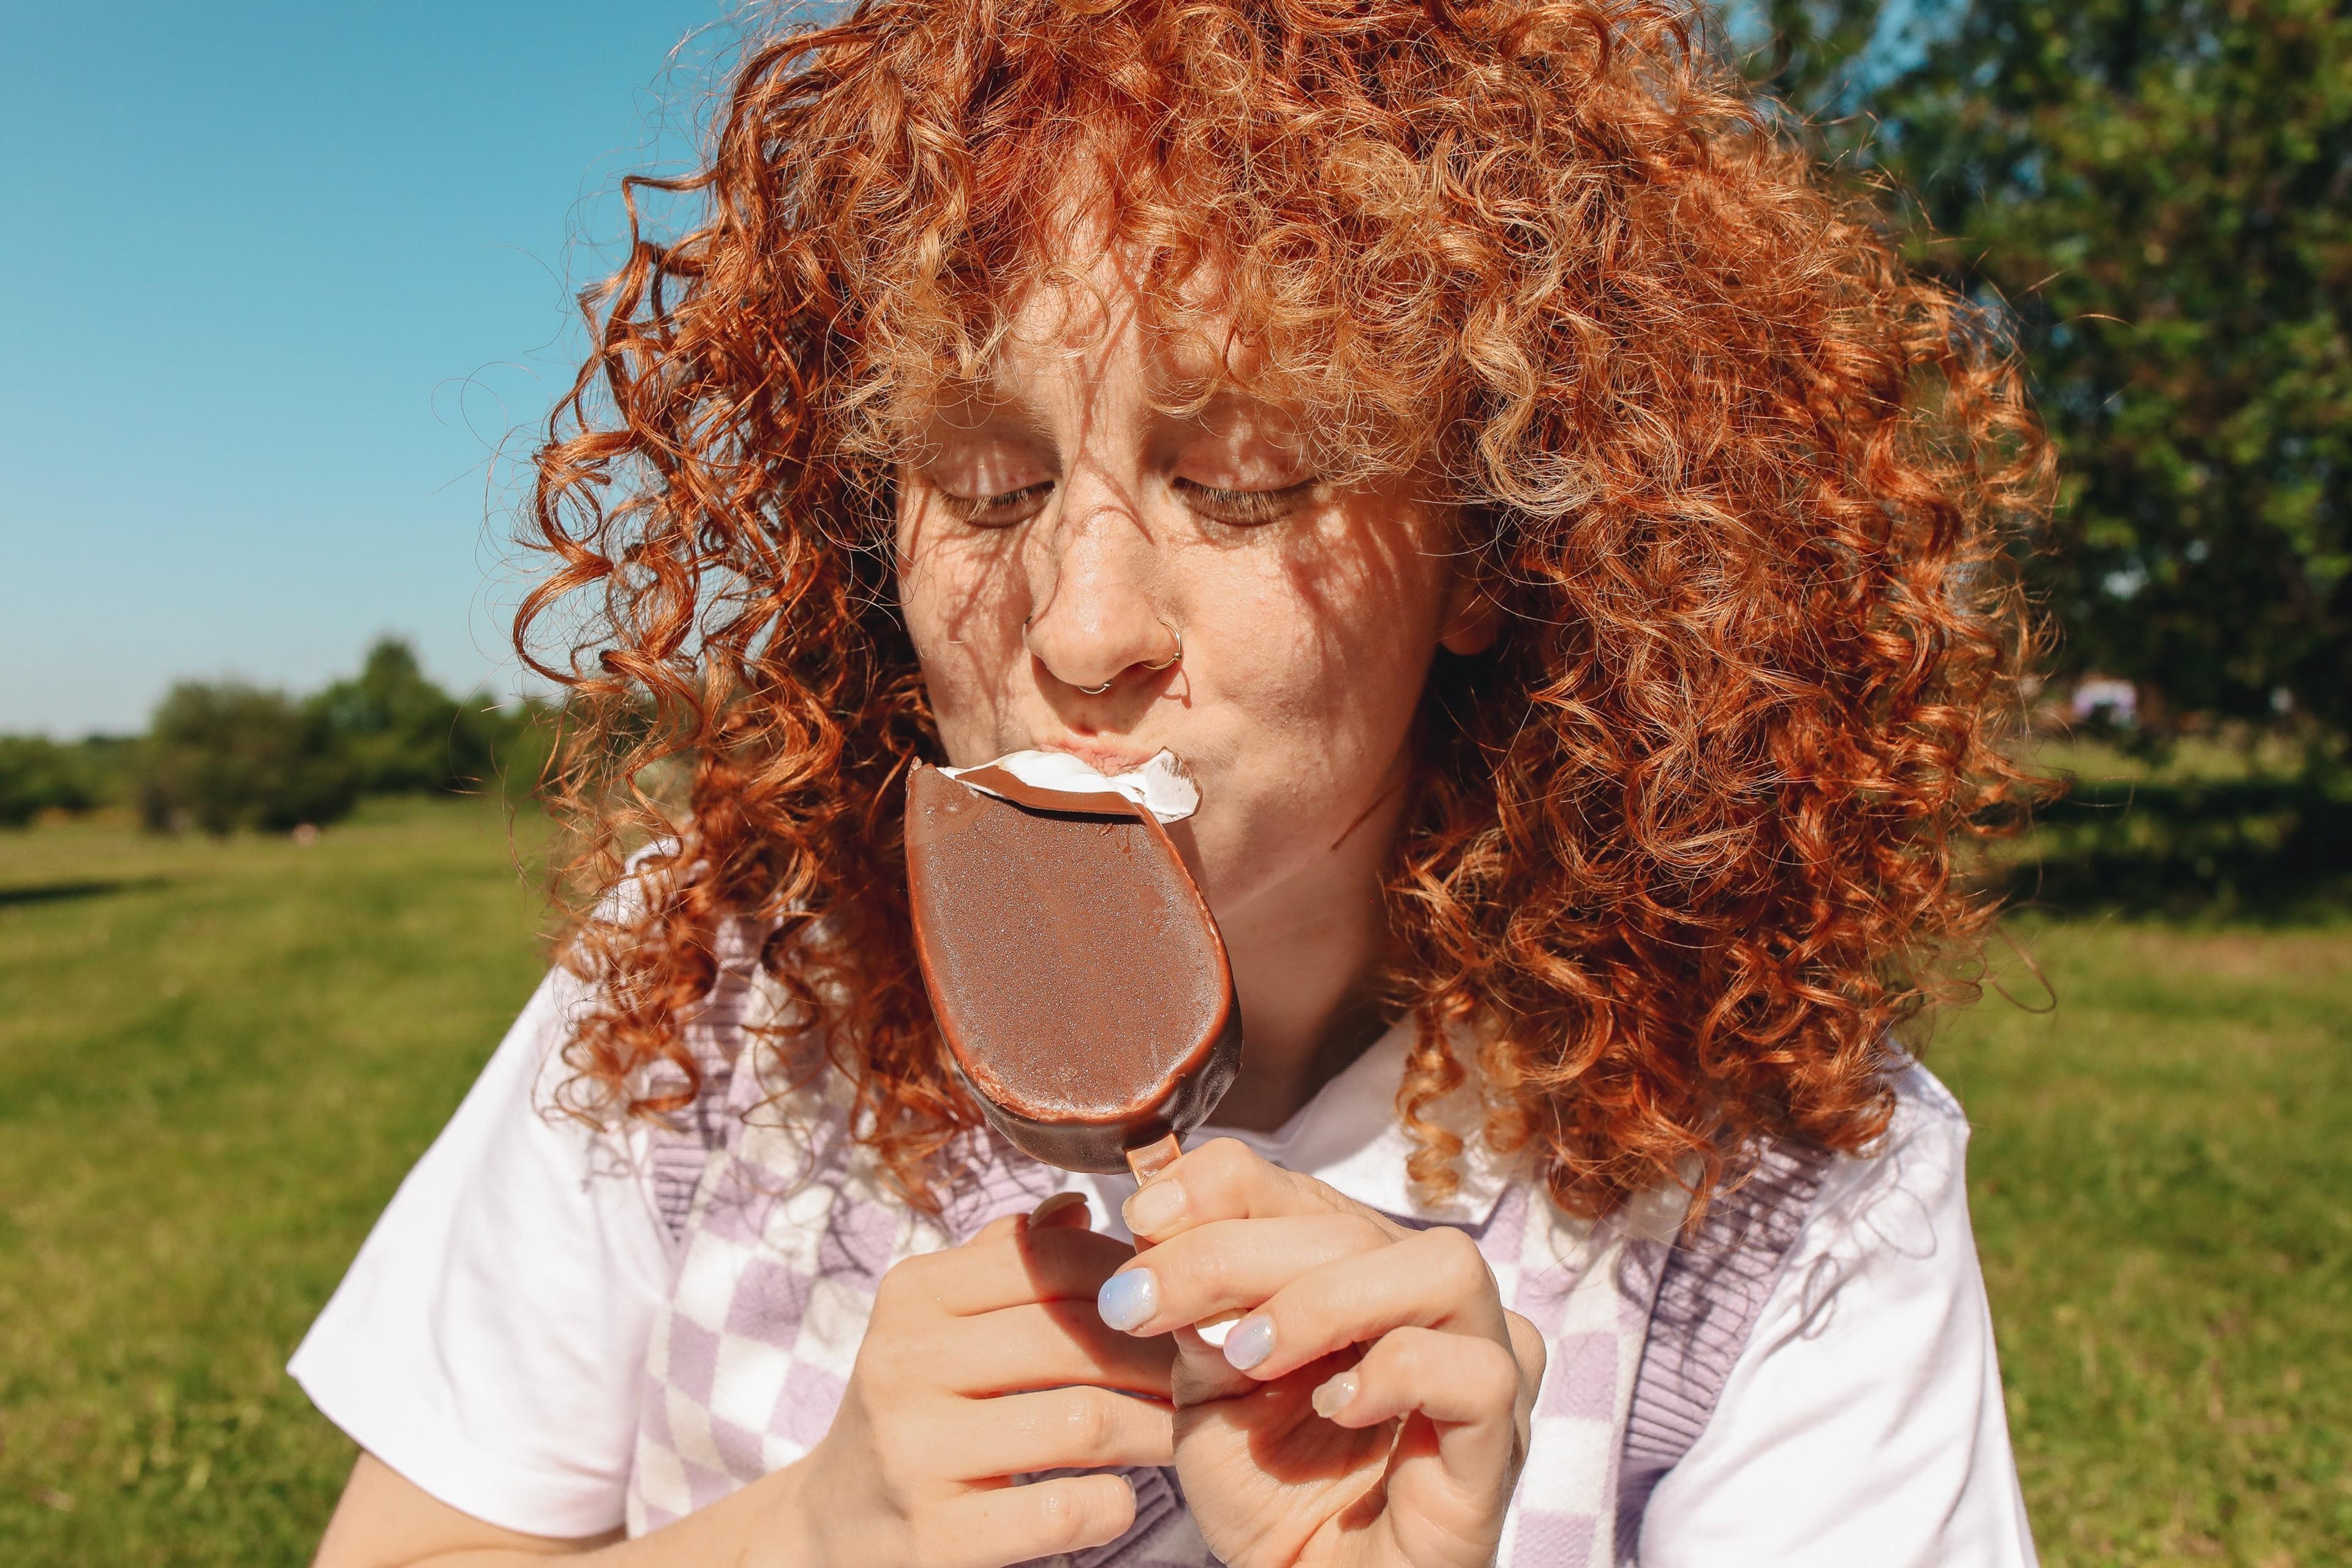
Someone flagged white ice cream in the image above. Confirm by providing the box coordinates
[938,748,1200,824]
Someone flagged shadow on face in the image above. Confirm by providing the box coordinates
[892,238,1492,921]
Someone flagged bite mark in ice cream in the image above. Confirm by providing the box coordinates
[905,750,1241,1174]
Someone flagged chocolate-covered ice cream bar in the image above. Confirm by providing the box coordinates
[905,751,1242,1174]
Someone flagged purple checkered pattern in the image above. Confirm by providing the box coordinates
[623,978,1667,1564]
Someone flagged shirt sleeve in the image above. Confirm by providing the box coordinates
[287,967,679,1537]
[1635,1065,2040,1567]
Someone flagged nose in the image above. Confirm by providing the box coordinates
[1023,491,1182,696]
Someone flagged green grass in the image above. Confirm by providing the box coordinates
[0,799,551,1567]
[2,798,2348,1565]
[1936,921,2352,1564]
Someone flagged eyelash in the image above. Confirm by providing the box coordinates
[932,477,1316,529]
[935,481,1053,527]
[1174,478,1314,526]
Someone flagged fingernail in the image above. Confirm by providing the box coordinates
[1123,1180,1186,1235]
[1096,1267,1159,1332]
[1221,1314,1274,1371]
[1030,1191,1088,1227]
[1311,1369,1359,1419]
[1193,1310,1242,1349]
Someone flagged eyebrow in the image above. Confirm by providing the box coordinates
[904,385,1301,451]
[902,388,1053,453]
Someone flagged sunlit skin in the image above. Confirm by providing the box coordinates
[889,257,1544,1568]
[895,269,1496,1131]
[309,258,1540,1568]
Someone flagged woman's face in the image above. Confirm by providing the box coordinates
[894,266,1490,929]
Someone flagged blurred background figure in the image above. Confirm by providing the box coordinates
[2070,677,2138,731]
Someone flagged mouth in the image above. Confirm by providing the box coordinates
[1036,737,1172,777]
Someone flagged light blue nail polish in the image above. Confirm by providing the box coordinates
[1223,1314,1275,1371]
[1097,1268,1158,1332]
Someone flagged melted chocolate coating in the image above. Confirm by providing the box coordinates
[905,762,1242,1173]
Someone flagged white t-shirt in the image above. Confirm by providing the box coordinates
[290,967,2038,1565]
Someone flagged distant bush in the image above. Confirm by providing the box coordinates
[135,682,358,835]
[5,638,556,836]
[0,736,113,827]
[105,638,554,836]
[312,638,536,797]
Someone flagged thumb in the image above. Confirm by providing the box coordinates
[1169,1323,1261,1408]
[972,1190,1093,1246]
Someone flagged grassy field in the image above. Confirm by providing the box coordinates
[1947,921,2351,1563]
[2,796,2348,1565]
[0,799,551,1566]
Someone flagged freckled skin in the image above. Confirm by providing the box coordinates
[886,255,1538,1568]
[895,260,1494,1131]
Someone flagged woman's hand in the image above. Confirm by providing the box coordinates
[307,1195,1167,1568]
[1095,1141,1544,1568]
[778,1194,1175,1568]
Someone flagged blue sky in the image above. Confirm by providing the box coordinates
[1,0,748,734]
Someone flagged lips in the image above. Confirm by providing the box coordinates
[1036,739,1166,775]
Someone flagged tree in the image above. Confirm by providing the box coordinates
[0,737,99,828]
[311,637,486,795]
[134,682,355,835]
[1739,0,2352,745]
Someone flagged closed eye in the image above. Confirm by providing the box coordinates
[936,480,1054,528]
[1174,477,1315,527]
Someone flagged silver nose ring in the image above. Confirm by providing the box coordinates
[1071,624,1182,695]
[1142,624,1183,673]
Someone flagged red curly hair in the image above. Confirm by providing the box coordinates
[519,0,2049,1216]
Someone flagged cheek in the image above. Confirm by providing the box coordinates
[1181,508,1452,848]
[897,516,1028,742]
[1234,514,1447,740]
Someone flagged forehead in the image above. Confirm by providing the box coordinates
[874,166,1366,471]
[936,243,1270,425]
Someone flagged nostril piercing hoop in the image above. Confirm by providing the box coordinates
[1142,624,1183,673]
[1071,624,1182,696]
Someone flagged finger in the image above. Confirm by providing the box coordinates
[933,1384,1175,1480]
[1167,1319,1284,1408]
[959,1191,1088,1250]
[1505,1308,1550,1395]
[1096,1213,1393,1336]
[1029,1190,1091,1229]
[1208,1224,1512,1381]
[941,1300,1176,1398]
[1312,1325,1525,1486]
[927,1473,1137,1568]
[900,1223,1136,1316]
[1121,1137,1406,1242]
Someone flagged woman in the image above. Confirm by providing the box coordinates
[293,0,2049,1562]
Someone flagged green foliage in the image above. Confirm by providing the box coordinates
[1740,0,2352,742]
[0,736,128,828]
[1999,737,2352,916]
[133,684,355,837]
[11,637,560,837]
[310,639,481,796]
[310,638,544,799]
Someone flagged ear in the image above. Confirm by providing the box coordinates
[1438,571,1502,656]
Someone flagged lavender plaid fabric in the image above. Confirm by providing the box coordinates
[620,973,1680,1564]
